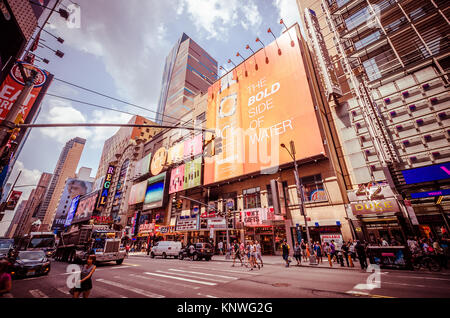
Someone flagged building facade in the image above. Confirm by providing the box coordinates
[155,33,218,125]
[4,199,27,238]
[36,137,85,231]
[297,0,450,243]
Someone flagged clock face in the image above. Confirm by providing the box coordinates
[151,147,167,176]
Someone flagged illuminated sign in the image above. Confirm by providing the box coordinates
[350,200,400,215]
[143,172,167,210]
[204,27,325,184]
[128,180,147,205]
[411,189,450,199]
[150,147,167,176]
[73,191,99,223]
[90,215,113,225]
[401,162,450,184]
[98,165,115,206]
[64,195,80,227]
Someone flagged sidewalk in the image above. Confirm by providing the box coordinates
[127,252,363,271]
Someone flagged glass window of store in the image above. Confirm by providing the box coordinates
[222,192,237,212]
[266,181,289,207]
[243,187,261,209]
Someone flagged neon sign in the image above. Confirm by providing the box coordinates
[98,165,115,206]
[401,162,450,184]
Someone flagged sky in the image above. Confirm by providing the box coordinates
[2,0,304,230]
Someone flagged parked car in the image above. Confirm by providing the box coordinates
[11,250,51,278]
[179,243,213,261]
[150,241,182,259]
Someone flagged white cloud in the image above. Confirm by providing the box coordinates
[273,0,303,35]
[178,0,262,40]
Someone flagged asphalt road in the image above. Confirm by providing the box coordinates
[8,256,450,298]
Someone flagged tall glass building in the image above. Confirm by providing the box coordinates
[156,33,218,125]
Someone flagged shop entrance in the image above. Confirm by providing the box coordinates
[363,218,406,245]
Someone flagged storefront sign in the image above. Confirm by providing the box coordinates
[241,208,274,227]
[138,223,155,234]
[401,162,450,184]
[176,215,199,231]
[159,225,176,234]
[90,215,113,225]
[404,200,419,225]
[207,217,227,229]
[98,165,115,206]
[320,234,344,250]
[351,200,399,215]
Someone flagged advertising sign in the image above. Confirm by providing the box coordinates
[169,164,185,194]
[347,182,396,202]
[184,157,202,190]
[150,147,167,176]
[176,215,199,231]
[73,191,99,223]
[0,62,48,123]
[111,159,130,214]
[241,208,278,227]
[6,190,22,210]
[411,189,450,199]
[138,223,155,234]
[184,134,203,159]
[143,172,167,209]
[98,165,115,206]
[350,199,400,215]
[320,234,344,250]
[167,142,184,165]
[90,215,113,225]
[133,153,151,179]
[207,217,227,229]
[128,180,147,205]
[304,8,342,97]
[64,195,80,227]
[401,162,450,184]
[204,27,325,184]
[404,199,419,226]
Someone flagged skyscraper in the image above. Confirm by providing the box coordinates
[156,33,218,125]
[297,0,450,240]
[36,137,86,231]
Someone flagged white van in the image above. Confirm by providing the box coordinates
[150,241,182,259]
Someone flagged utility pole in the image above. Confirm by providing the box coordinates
[0,65,38,156]
[282,141,317,265]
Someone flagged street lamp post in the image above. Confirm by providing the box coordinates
[281,141,317,265]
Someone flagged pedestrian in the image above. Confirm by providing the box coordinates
[349,240,356,262]
[232,240,243,267]
[72,255,97,298]
[355,240,367,270]
[281,240,290,267]
[294,242,301,265]
[324,242,332,267]
[314,241,323,264]
[125,244,130,257]
[330,240,337,262]
[0,260,12,298]
[342,241,350,267]
[249,241,260,270]
[300,239,307,262]
[381,238,389,246]
[189,242,196,261]
[239,241,246,266]
[218,241,223,255]
[433,240,447,269]
[255,240,263,268]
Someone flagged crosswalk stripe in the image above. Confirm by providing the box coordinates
[168,268,238,280]
[144,272,217,286]
[189,265,260,275]
[56,287,70,295]
[92,285,128,298]
[197,292,218,298]
[128,274,200,290]
[29,289,49,298]
[96,278,165,298]
[156,270,230,283]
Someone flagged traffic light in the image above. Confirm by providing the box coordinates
[175,199,183,209]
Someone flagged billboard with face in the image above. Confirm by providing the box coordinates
[204,28,324,184]
[72,191,99,223]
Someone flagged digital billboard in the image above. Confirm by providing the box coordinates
[133,153,151,179]
[204,27,324,184]
[144,172,167,209]
[128,180,148,205]
[184,157,202,190]
[64,195,80,227]
[169,164,185,194]
[184,134,203,159]
[73,191,99,223]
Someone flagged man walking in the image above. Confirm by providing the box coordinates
[255,240,263,268]
[300,239,307,262]
[355,240,368,270]
[232,240,243,267]
[281,240,290,267]
[218,241,224,255]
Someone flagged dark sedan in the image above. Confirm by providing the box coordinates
[11,250,51,278]
[179,243,214,261]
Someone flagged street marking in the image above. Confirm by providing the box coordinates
[346,290,369,297]
[382,281,426,288]
[197,293,218,298]
[122,263,140,267]
[96,278,165,298]
[168,268,238,280]
[394,275,450,281]
[110,266,133,270]
[189,266,260,275]
[370,294,395,298]
[92,285,128,298]
[144,272,217,286]
[56,287,70,295]
[128,274,200,290]
[29,289,49,298]
[157,270,230,283]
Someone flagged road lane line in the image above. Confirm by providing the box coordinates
[128,274,200,290]
[144,272,217,286]
[96,278,165,298]
[197,293,218,298]
[29,289,49,298]
[56,287,70,295]
[109,266,133,270]
[393,275,450,281]
[168,268,238,280]
[91,285,128,298]
[156,270,230,283]
[189,266,260,275]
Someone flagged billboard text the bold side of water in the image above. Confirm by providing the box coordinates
[204,27,324,184]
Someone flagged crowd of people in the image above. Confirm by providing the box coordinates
[230,240,264,270]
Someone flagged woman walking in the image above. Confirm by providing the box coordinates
[281,240,291,267]
[255,240,263,268]
[314,241,323,264]
[73,255,97,298]
[294,242,301,265]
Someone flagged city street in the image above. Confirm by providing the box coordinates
[8,256,450,298]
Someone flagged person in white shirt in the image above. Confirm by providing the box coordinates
[255,240,263,268]
[218,241,223,255]
[381,238,389,246]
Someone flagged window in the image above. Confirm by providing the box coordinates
[222,192,237,211]
[267,181,289,207]
[243,187,261,209]
[300,174,327,202]
[354,31,382,50]
[196,112,206,122]
[345,7,370,31]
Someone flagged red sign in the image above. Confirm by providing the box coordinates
[6,190,22,210]
[0,62,48,123]
[90,215,113,224]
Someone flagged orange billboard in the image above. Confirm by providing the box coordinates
[204,27,325,184]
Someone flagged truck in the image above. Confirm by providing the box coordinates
[17,232,57,258]
[55,224,126,265]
